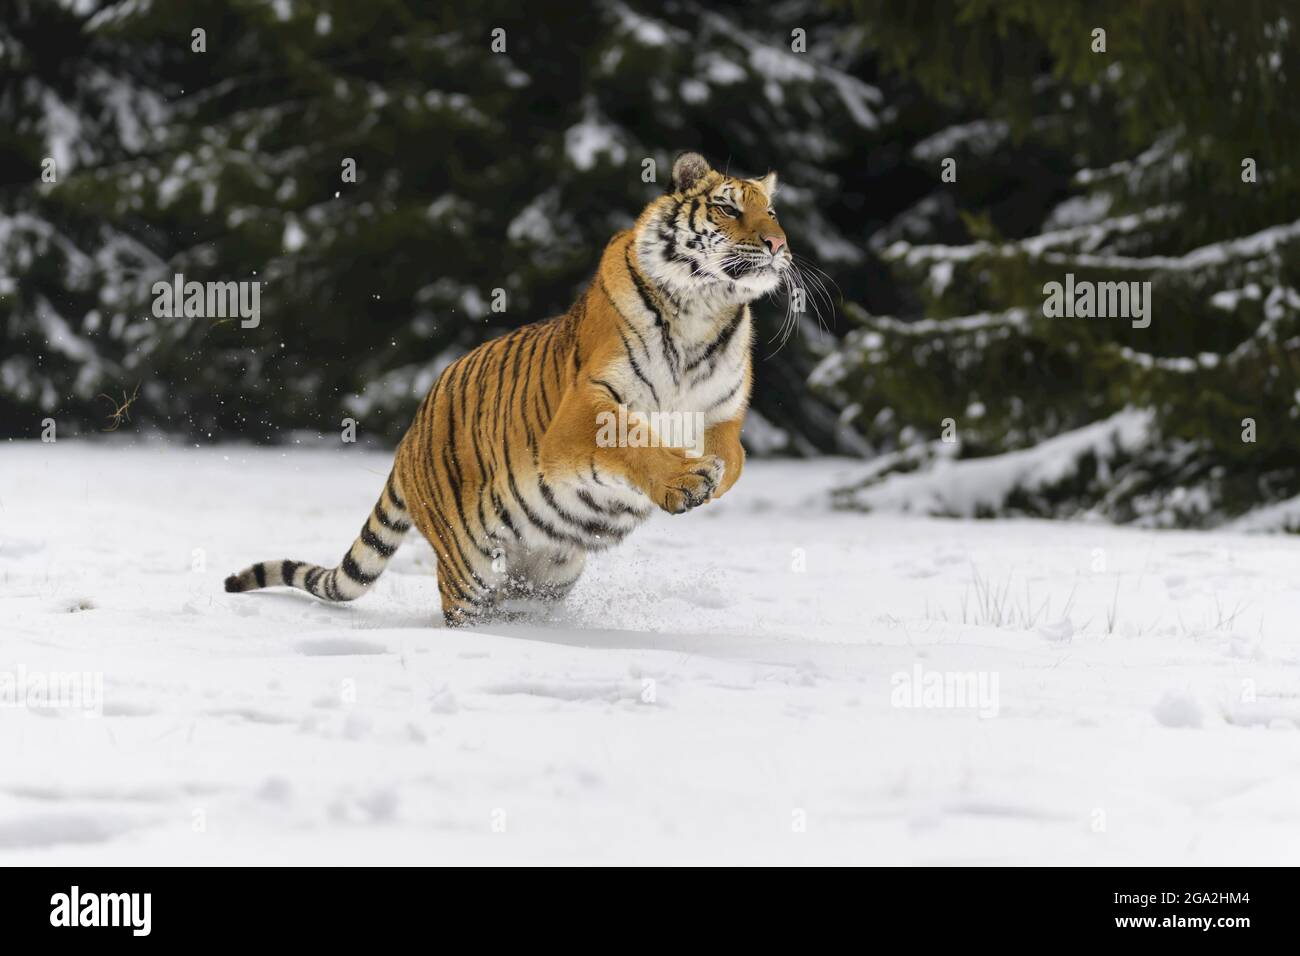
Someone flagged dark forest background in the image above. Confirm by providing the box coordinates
[2,0,1298,527]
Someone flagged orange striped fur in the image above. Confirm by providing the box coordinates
[226,153,792,626]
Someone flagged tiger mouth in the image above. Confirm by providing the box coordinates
[721,255,780,279]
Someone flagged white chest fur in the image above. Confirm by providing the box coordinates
[603,301,752,428]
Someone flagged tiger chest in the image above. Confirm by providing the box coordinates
[608,307,751,429]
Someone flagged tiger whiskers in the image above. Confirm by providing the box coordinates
[762,254,837,358]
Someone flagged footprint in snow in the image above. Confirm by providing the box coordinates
[295,637,389,656]
[1153,691,1203,728]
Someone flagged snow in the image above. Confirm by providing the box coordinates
[39,92,85,172]
[506,192,559,246]
[823,72,881,131]
[927,261,954,297]
[723,17,880,129]
[911,120,1008,162]
[611,2,679,47]
[749,46,818,84]
[33,296,98,364]
[699,53,746,85]
[281,219,306,253]
[679,79,709,104]
[1229,494,1300,533]
[1043,193,1112,231]
[885,205,1180,268]
[3,442,1300,864]
[1210,284,1263,310]
[564,108,627,171]
[1062,218,1300,273]
[838,409,1156,518]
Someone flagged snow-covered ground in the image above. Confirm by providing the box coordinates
[3,441,1299,865]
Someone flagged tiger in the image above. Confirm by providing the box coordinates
[224,152,792,626]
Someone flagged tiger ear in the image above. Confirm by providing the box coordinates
[670,152,712,193]
[757,171,778,197]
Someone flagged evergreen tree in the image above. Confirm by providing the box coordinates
[2,0,897,452]
[817,0,1300,527]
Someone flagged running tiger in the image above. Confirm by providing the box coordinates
[225,152,794,626]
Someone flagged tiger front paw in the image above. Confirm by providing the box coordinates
[657,454,725,514]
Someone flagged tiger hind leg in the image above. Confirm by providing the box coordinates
[435,552,500,628]
[438,548,586,626]
[495,549,587,618]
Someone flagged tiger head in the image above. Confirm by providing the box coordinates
[636,152,791,302]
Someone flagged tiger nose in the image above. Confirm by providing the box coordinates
[762,234,786,255]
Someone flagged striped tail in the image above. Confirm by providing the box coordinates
[224,471,411,603]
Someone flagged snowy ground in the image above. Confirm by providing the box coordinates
[3,441,1300,865]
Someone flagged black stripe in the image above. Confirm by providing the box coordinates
[407,454,475,599]
[437,368,493,560]
[685,175,716,198]
[704,376,746,412]
[531,389,550,441]
[404,384,485,590]
[516,332,543,449]
[537,477,626,538]
[441,364,494,560]
[458,344,488,431]
[360,525,397,558]
[470,446,496,546]
[688,197,708,239]
[374,501,411,533]
[442,443,495,560]
[468,341,497,535]
[547,326,566,399]
[499,332,535,444]
[341,553,378,585]
[433,546,474,605]
[412,357,446,472]
[432,536,479,606]
[534,329,555,419]
[689,306,745,371]
[281,560,301,586]
[386,471,406,511]
[419,449,491,590]
[576,487,644,518]
[658,224,679,264]
[658,197,686,263]
[450,348,487,513]
[532,338,554,424]
[590,377,624,405]
[490,488,521,539]
[576,487,612,515]
[624,247,679,384]
[615,326,660,405]
[501,330,533,416]
[602,275,654,363]
[253,563,267,588]
[443,357,465,490]
[503,452,585,547]
[493,335,520,442]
